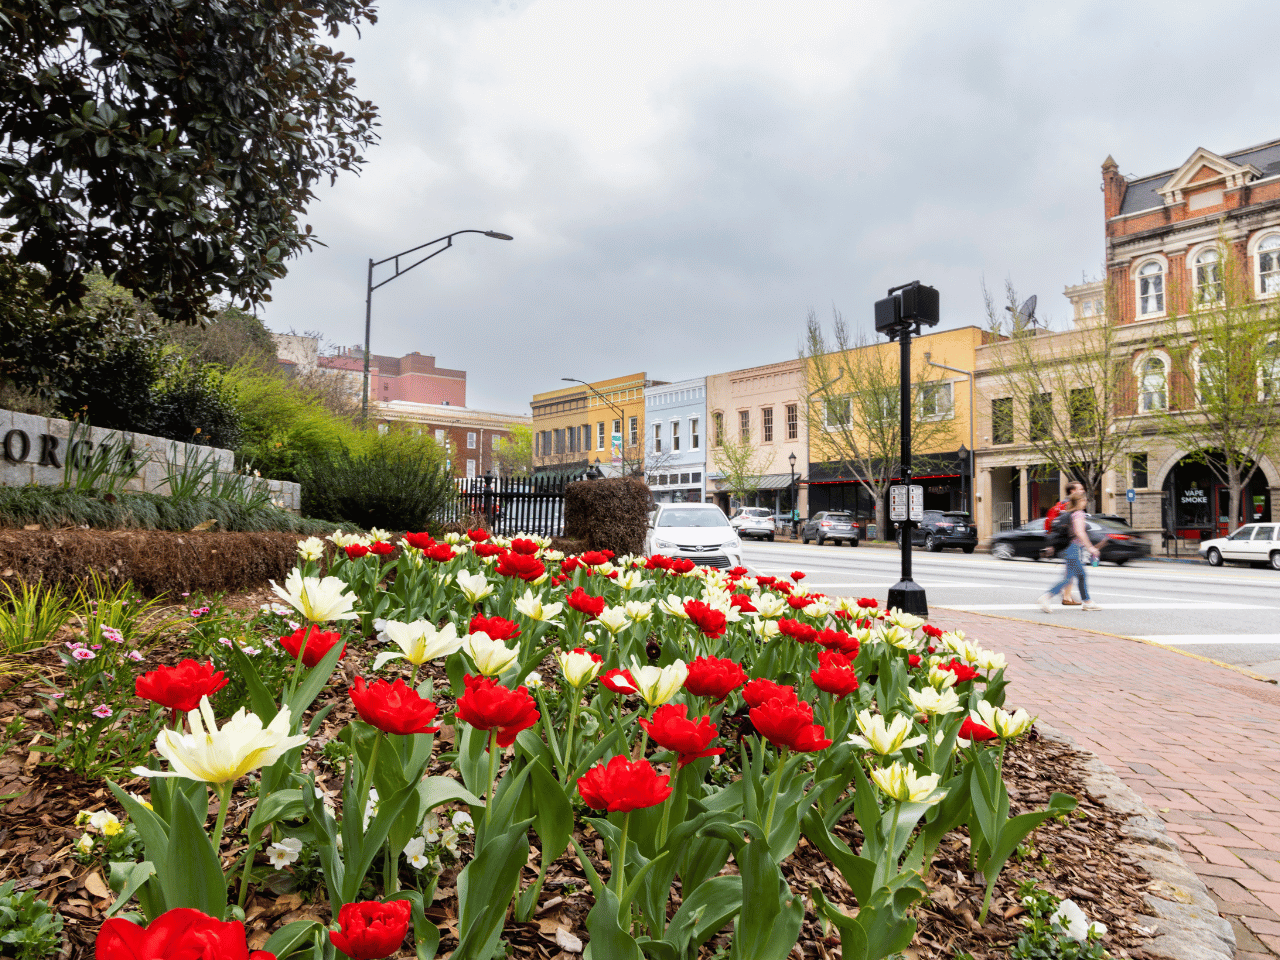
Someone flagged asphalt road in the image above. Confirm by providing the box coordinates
[739,539,1280,678]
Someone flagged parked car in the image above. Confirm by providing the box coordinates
[1199,522,1280,569]
[987,515,1151,565]
[800,511,859,546]
[646,502,743,569]
[730,506,776,542]
[896,510,977,553]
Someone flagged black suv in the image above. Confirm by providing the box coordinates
[897,510,977,553]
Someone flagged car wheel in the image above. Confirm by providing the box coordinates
[991,542,1014,561]
[1205,547,1223,567]
[1271,551,1280,571]
[926,534,941,552]
[1113,558,1127,566]
[767,533,775,542]
[802,533,809,544]
[850,538,859,547]
[817,534,826,546]
[962,545,975,554]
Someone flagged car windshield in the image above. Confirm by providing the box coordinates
[1089,518,1134,533]
[942,512,970,521]
[657,508,729,528]
[825,513,852,522]
[738,508,771,518]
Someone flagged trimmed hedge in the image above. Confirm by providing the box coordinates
[0,529,306,597]
[563,477,651,557]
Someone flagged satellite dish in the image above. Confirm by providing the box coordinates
[1004,294,1040,328]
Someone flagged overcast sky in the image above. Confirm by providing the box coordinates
[262,0,1280,414]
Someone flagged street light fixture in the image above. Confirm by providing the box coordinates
[562,377,629,474]
[924,352,975,517]
[788,451,797,538]
[361,229,513,422]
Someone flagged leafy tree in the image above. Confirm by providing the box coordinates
[802,308,956,540]
[162,305,277,368]
[711,436,776,508]
[1147,246,1280,528]
[980,280,1131,509]
[0,0,379,323]
[494,425,534,478]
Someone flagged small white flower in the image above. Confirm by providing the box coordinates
[422,812,441,843]
[440,828,460,856]
[1051,898,1107,942]
[364,787,380,829]
[525,671,543,689]
[463,632,518,677]
[87,810,120,833]
[266,837,303,869]
[74,834,95,855]
[452,810,474,834]
[403,835,426,861]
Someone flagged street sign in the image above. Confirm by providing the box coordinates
[1126,488,1136,503]
[889,485,908,521]
[909,484,924,521]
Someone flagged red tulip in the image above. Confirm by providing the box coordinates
[600,668,638,694]
[922,624,944,639]
[509,538,540,556]
[95,908,275,960]
[135,660,228,714]
[577,755,672,812]
[683,656,746,701]
[560,556,583,574]
[669,558,696,574]
[455,675,540,747]
[742,677,796,708]
[425,543,457,563]
[645,555,672,570]
[566,587,606,619]
[778,618,819,644]
[467,528,490,542]
[959,717,998,742]
[469,614,521,642]
[817,629,859,658]
[750,696,832,752]
[908,654,922,668]
[329,899,412,960]
[786,594,813,611]
[790,570,806,581]
[368,541,394,556]
[350,677,441,736]
[473,542,505,558]
[728,593,756,613]
[810,651,860,699]
[496,552,546,581]
[278,625,346,669]
[857,597,878,609]
[344,544,371,560]
[580,550,611,566]
[940,658,981,683]
[683,600,728,639]
[638,704,724,768]
[402,531,435,550]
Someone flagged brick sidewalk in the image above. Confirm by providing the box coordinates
[930,609,1280,960]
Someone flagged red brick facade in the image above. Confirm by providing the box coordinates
[320,351,467,407]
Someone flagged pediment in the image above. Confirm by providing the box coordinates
[1157,147,1262,205]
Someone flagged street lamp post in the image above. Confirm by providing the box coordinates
[562,378,629,475]
[361,229,513,422]
[924,353,975,516]
[788,451,797,539]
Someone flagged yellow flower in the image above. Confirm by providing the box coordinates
[463,632,518,677]
[908,687,962,717]
[847,710,926,755]
[869,761,944,803]
[101,820,124,837]
[375,619,463,669]
[972,701,1034,739]
[630,659,688,706]
[134,698,309,786]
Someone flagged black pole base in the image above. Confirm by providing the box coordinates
[887,579,929,617]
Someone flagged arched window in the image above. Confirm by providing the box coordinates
[1260,339,1280,401]
[1140,356,1167,412]
[1258,235,1280,295]
[1137,260,1164,315]
[1195,345,1224,406]
[1194,247,1223,305]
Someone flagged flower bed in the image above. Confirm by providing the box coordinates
[2,530,1122,959]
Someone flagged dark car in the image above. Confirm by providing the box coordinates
[800,511,859,546]
[987,515,1151,565]
[896,510,978,553]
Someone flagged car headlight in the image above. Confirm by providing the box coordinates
[654,539,677,552]
[721,539,740,551]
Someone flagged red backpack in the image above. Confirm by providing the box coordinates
[1044,500,1067,532]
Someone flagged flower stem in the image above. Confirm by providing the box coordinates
[886,802,903,871]
[658,767,677,847]
[563,695,580,781]
[211,781,234,853]
[485,730,499,831]
[763,749,788,837]
[614,811,631,901]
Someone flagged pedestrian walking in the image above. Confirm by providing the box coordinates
[1044,481,1084,605]
[791,507,800,539]
[1038,486,1101,612]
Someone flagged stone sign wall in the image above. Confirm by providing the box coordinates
[0,408,300,512]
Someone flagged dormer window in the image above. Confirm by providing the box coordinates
[1259,235,1280,295]
[1138,260,1164,315]
[1194,248,1223,305]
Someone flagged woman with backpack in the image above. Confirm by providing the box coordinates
[1038,485,1101,612]
[1045,482,1081,605]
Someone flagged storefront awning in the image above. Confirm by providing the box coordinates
[709,473,795,491]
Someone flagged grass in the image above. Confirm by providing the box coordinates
[0,579,74,658]
[0,486,342,535]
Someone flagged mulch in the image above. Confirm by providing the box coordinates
[0,585,1165,960]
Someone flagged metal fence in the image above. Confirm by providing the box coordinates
[444,474,574,537]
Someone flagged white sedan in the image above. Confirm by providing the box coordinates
[1199,522,1280,569]
[646,503,743,569]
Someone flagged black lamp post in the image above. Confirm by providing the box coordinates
[361,229,513,422]
[874,281,941,616]
[788,451,797,538]
[562,378,629,475]
[957,444,970,515]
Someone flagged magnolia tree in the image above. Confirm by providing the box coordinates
[77,528,1086,960]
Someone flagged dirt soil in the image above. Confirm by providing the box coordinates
[0,585,1164,960]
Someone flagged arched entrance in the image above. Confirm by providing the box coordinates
[1161,452,1273,541]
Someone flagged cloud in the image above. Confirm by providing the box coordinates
[263,0,1280,412]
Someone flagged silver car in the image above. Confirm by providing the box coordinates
[647,503,744,569]
[730,506,776,542]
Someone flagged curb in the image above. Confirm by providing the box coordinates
[1036,723,1236,960]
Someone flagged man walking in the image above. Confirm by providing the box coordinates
[1038,484,1102,612]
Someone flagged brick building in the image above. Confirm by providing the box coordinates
[531,373,659,476]
[374,401,529,479]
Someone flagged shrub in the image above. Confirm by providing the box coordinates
[563,476,651,556]
[297,438,452,531]
[0,880,64,960]
[143,355,244,449]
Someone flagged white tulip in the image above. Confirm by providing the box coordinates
[623,599,655,623]
[657,594,691,619]
[888,610,925,631]
[296,537,326,561]
[908,686,963,716]
[749,618,781,641]
[595,606,631,636]
[133,697,309,786]
[464,632,518,676]
[270,570,358,624]
[975,649,1007,672]
[928,665,960,690]
[630,659,688,706]
[869,761,944,803]
[375,619,464,670]
[514,589,563,622]
[972,700,1034,739]
[454,571,495,604]
[557,648,603,687]
[846,710,926,756]
[750,593,787,619]
[615,570,652,591]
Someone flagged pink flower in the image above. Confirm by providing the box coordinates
[102,627,125,644]
[92,705,113,719]
[72,648,96,661]
[126,651,144,662]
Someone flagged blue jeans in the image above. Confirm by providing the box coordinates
[1047,544,1090,602]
